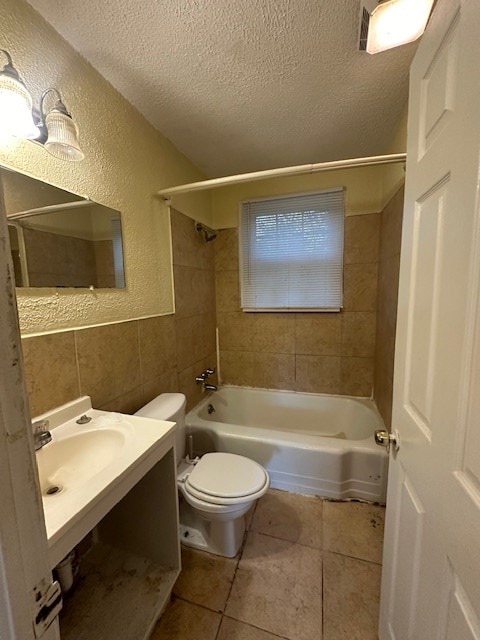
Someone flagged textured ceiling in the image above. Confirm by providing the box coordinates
[27,0,416,177]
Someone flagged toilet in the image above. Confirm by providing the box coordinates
[135,393,269,557]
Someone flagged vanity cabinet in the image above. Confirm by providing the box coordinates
[35,398,180,640]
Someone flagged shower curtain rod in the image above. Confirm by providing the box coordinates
[156,152,407,198]
[6,199,92,221]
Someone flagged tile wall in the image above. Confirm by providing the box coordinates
[215,213,380,397]
[374,187,405,428]
[21,209,217,417]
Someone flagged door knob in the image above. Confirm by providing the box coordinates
[374,429,400,453]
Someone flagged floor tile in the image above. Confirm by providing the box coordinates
[251,489,323,549]
[323,552,381,640]
[150,597,220,639]
[245,502,257,531]
[218,617,288,639]
[323,501,385,564]
[173,547,238,612]
[226,532,323,640]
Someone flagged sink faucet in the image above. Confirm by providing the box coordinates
[33,419,52,451]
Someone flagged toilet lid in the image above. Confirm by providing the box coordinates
[185,452,268,499]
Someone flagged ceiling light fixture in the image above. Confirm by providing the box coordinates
[39,88,84,162]
[0,50,39,140]
[360,0,435,55]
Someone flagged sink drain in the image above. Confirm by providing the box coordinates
[45,485,62,496]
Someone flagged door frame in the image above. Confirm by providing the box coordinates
[0,183,59,639]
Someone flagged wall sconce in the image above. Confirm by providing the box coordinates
[39,89,84,162]
[0,49,39,139]
[0,50,84,161]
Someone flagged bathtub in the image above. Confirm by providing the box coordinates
[186,386,388,503]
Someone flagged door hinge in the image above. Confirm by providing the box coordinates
[33,579,62,638]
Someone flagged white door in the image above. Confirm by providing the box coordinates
[379,0,480,638]
[0,186,60,638]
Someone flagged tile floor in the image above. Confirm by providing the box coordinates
[150,489,385,640]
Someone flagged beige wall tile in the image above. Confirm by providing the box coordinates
[171,208,214,270]
[375,186,404,427]
[98,384,145,414]
[251,352,295,390]
[196,268,216,315]
[219,351,255,387]
[173,265,199,319]
[217,312,257,352]
[142,369,179,405]
[218,312,294,354]
[295,313,341,356]
[177,359,208,411]
[379,186,404,261]
[344,262,378,311]
[344,213,380,264]
[202,313,217,358]
[138,315,177,382]
[175,315,204,371]
[216,270,241,312]
[253,314,295,354]
[295,354,341,394]
[340,356,374,397]
[215,228,239,271]
[76,321,141,408]
[22,332,80,417]
[341,312,377,357]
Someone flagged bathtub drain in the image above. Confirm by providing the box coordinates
[45,485,63,496]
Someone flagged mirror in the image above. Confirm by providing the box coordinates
[0,167,126,289]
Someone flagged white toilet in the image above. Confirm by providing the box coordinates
[135,393,269,557]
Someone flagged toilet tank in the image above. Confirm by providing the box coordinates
[135,393,186,462]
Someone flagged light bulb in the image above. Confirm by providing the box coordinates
[367,0,435,54]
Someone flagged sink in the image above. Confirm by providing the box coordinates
[36,429,126,497]
[33,396,177,568]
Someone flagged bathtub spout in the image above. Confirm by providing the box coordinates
[204,383,217,392]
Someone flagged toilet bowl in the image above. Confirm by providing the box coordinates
[135,393,269,557]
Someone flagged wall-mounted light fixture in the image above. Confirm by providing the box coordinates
[0,50,84,161]
[360,0,435,54]
[0,50,39,140]
[39,89,84,161]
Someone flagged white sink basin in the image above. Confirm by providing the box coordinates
[33,396,176,568]
[36,428,126,497]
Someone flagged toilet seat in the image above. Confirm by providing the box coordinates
[184,452,269,506]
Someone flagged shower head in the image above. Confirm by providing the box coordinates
[195,222,217,242]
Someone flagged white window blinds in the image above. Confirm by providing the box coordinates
[239,189,345,311]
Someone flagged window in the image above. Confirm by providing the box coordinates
[239,188,344,311]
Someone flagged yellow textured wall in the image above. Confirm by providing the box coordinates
[0,0,212,336]
[212,165,386,229]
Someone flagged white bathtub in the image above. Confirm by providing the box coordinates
[186,386,388,503]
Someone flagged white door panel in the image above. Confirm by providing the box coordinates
[380,1,480,638]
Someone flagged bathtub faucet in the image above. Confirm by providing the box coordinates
[195,367,217,392]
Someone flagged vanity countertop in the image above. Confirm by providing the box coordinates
[34,396,176,567]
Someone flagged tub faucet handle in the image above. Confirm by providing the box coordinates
[205,368,216,377]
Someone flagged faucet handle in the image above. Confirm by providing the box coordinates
[33,419,50,433]
[205,368,216,377]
